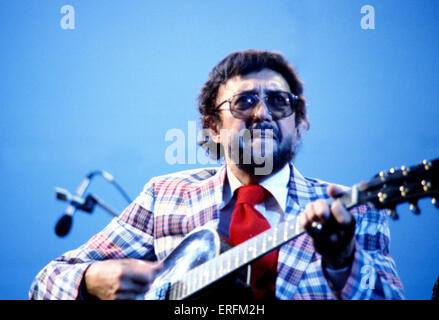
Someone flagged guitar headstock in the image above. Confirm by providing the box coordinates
[357,158,439,219]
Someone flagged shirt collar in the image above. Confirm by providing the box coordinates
[224,164,290,212]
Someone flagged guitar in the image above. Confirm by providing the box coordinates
[141,158,439,300]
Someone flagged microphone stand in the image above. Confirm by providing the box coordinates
[54,170,132,236]
[80,193,120,218]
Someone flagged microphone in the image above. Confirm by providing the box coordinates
[55,173,94,237]
[54,170,132,237]
[55,214,73,237]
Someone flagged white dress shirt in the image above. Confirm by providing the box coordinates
[224,163,290,227]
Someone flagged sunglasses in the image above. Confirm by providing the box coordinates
[215,90,298,120]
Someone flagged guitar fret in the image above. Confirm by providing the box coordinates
[169,282,179,300]
[185,270,197,299]
[197,265,204,289]
[186,274,192,298]
[211,261,216,283]
[218,255,225,277]
[262,231,267,252]
[254,235,261,258]
[169,284,174,300]
[272,226,278,247]
[202,266,209,287]
[189,268,200,298]
[177,281,183,299]
[277,225,283,245]
[223,254,230,273]
[199,265,207,290]
[174,282,180,300]
[243,244,248,262]
[233,251,237,268]
[248,245,256,259]
[259,234,265,256]
[218,255,226,277]
[192,272,197,294]
[181,279,188,299]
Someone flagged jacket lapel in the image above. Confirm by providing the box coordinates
[276,162,320,299]
[184,165,226,233]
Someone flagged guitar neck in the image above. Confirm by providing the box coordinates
[167,187,359,300]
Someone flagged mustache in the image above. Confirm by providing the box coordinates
[248,122,280,139]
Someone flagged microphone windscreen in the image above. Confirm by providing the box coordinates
[55,214,73,237]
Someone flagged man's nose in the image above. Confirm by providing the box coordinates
[251,99,273,121]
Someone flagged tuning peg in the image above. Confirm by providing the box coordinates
[399,185,408,197]
[409,202,421,214]
[421,180,432,192]
[388,207,399,220]
[378,171,387,181]
[400,165,410,176]
[433,198,439,209]
[423,159,433,171]
[378,192,388,204]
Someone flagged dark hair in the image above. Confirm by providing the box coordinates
[198,49,309,159]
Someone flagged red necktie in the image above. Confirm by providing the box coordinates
[228,185,278,300]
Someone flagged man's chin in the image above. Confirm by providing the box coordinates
[250,137,277,154]
[226,135,296,176]
[235,149,292,176]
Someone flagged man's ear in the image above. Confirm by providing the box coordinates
[296,116,310,138]
[205,115,221,144]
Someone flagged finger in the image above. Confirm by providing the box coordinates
[327,184,345,198]
[125,260,162,284]
[299,203,312,228]
[304,201,329,226]
[301,203,325,234]
[313,199,331,223]
[118,278,149,293]
[357,181,368,192]
[303,202,320,228]
[330,199,352,225]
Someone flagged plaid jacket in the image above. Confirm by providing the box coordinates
[29,163,404,300]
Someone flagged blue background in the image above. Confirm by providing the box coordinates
[1,0,438,299]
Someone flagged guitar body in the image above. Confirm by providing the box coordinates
[145,227,253,300]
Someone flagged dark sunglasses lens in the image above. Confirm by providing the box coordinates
[232,94,258,110]
[267,92,290,109]
[231,94,258,118]
[230,91,297,119]
[267,92,296,118]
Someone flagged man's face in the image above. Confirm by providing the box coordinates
[213,68,298,176]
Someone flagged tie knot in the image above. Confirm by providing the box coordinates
[236,185,269,205]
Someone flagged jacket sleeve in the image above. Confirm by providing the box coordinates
[29,180,157,300]
[338,204,405,299]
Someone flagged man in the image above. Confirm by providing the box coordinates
[29,50,404,300]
